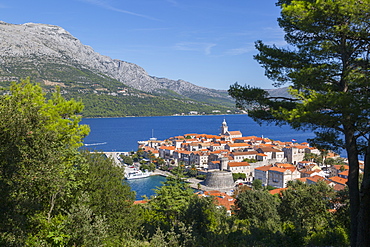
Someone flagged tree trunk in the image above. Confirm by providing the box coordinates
[357,139,370,246]
[344,128,360,247]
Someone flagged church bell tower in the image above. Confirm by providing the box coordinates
[220,118,228,135]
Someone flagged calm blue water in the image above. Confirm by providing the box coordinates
[81,115,315,152]
[126,175,167,200]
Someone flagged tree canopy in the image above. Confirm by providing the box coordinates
[0,79,138,246]
[228,1,370,246]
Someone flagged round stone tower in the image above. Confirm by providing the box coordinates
[204,171,234,190]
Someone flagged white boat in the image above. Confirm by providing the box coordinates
[125,170,151,180]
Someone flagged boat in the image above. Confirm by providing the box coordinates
[125,170,151,180]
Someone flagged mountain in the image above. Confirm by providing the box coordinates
[266,87,290,98]
[0,22,235,109]
[0,21,289,117]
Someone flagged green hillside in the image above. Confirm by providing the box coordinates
[0,61,235,117]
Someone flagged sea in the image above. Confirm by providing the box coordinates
[81,114,315,153]
[81,114,317,200]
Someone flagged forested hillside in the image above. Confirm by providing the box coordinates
[0,61,233,117]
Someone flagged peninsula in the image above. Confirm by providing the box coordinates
[137,119,350,191]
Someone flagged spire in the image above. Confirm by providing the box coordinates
[222,118,227,125]
[221,118,228,135]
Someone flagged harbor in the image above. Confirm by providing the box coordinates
[104,151,236,199]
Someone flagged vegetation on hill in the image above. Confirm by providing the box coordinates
[0,61,235,117]
[69,93,232,118]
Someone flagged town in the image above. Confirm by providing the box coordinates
[136,119,351,193]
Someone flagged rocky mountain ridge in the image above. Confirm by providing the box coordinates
[0,21,230,100]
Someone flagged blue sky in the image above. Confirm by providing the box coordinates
[0,0,286,90]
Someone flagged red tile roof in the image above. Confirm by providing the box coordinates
[201,191,236,211]
[269,188,288,195]
[133,200,148,205]
[269,166,288,173]
[307,175,326,183]
[333,183,346,191]
[295,177,308,183]
[329,176,348,186]
[232,151,258,156]
[229,131,242,135]
[255,165,273,172]
[276,163,295,168]
[338,170,349,176]
[228,162,250,167]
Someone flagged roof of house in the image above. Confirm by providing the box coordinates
[255,165,273,172]
[298,160,313,164]
[176,150,192,155]
[257,147,283,153]
[228,162,250,167]
[133,200,149,205]
[269,188,288,195]
[300,169,321,175]
[229,131,242,135]
[333,183,346,191]
[210,149,230,155]
[256,153,268,156]
[338,170,349,176]
[227,143,250,147]
[284,145,307,149]
[159,146,176,150]
[329,176,348,185]
[276,163,295,168]
[306,175,326,183]
[273,140,285,145]
[232,151,258,156]
[295,177,308,183]
[269,166,288,173]
[200,191,236,211]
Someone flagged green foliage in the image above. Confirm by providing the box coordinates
[149,176,194,225]
[64,193,108,247]
[0,79,89,245]
[196,174,206,180]
[0,79,141,246]
[232,172,246,181]
[186,164,198,177]
[252,179,263,190]
[278,181,335,235]
[76,93,232,117]
[242,158,257,163]
[120,154,134,165]
[77,152,138,240]
[181,195,229,246]
[25,214,70,247]
[265,185,277,191]
[235,189,281,232]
